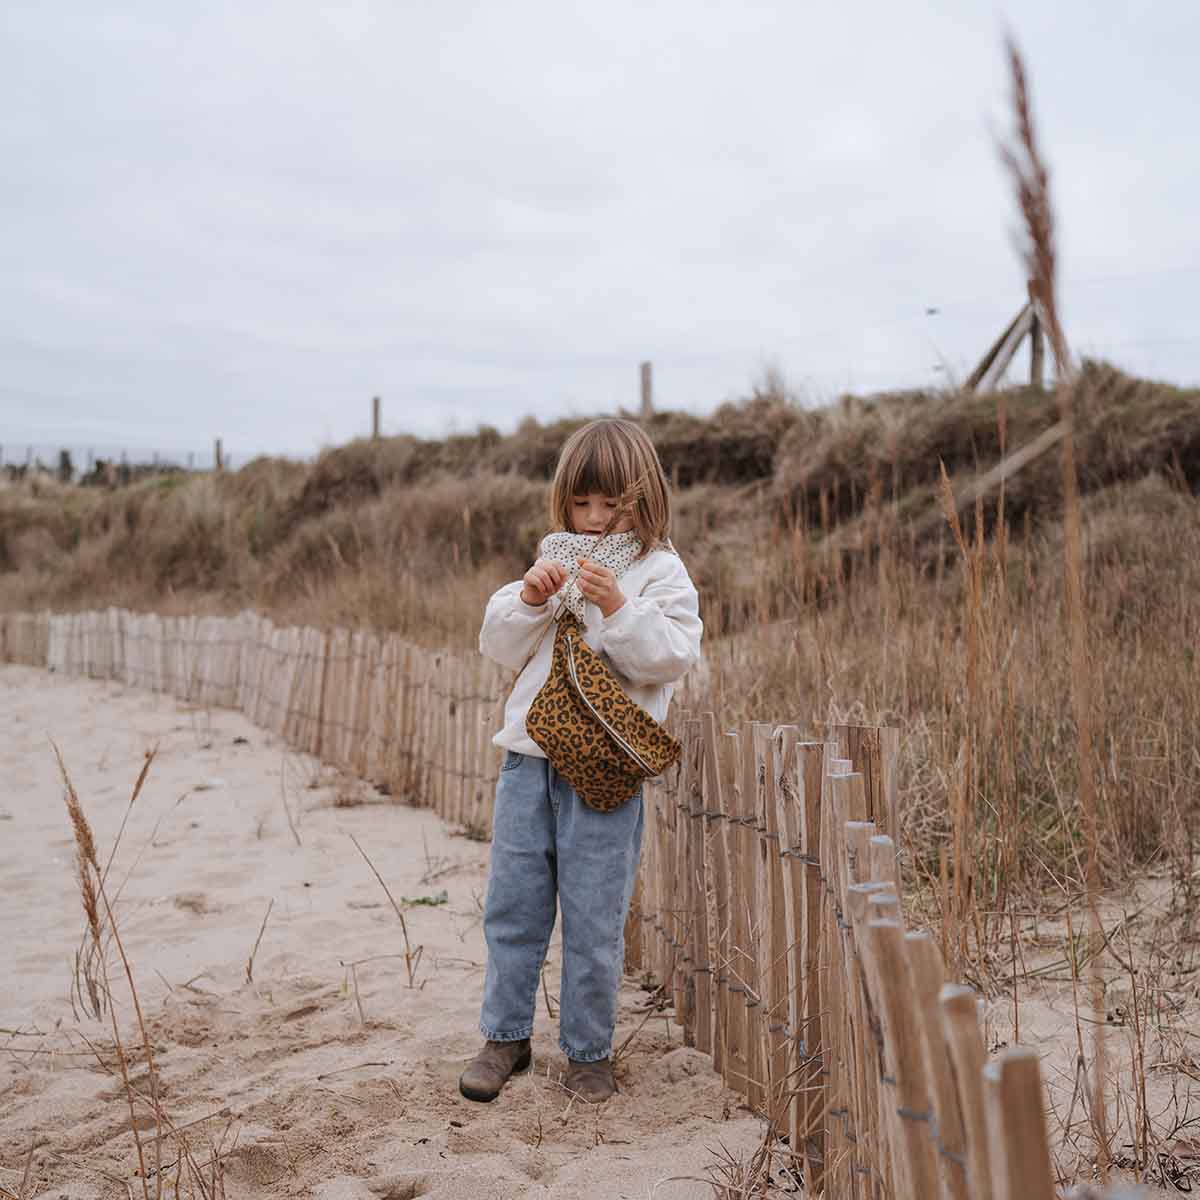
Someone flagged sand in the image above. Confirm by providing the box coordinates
[0,665,771,1200]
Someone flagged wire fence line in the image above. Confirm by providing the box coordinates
[0,607,1132,1199]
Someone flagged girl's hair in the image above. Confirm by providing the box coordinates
[550,418,671,549]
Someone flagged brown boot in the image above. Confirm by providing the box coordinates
[458,1039,532,1102]
[564,1056,617,1103]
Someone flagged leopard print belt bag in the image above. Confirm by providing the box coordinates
[525,610,682,812]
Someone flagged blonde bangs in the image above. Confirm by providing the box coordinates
[550,419,671,550]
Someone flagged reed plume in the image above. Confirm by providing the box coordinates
[54,741,103,948]
[598,471,650,542]
[999,38,1071,377]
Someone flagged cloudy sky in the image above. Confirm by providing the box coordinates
[2,2,1197,464]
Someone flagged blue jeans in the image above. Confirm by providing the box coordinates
[480,751,645,1062]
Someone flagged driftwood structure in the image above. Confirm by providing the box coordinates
[965,280,1050,392]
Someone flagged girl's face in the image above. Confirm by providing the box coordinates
[570,492,634,536]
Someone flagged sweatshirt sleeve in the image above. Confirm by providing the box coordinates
[599,553,703,686]
[478,580,554,670]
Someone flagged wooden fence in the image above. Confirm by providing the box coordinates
[0,608,506,835]
[0,608,1128,1199]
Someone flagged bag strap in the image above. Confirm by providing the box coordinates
[511,593,571,683]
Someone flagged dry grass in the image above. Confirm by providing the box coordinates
[5,378,1199,909]
[51,746,238,1200]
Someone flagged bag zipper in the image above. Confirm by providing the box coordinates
[564,633,657,777]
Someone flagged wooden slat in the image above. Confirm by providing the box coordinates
[941,984,994,1200]
[771,726,804,1168]
[684,720,711,1052]
[865,918,939,1200]
[720,729,750,1100]
[796,740,827,1189]
[905,933,970,1200]
[758,722,790,1129]
[742,722,767,1112]
[701,712,730,1081]
[983,1049,1056,1200]
[670,719,690,1030]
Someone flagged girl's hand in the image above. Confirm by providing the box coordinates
[577,558,626,618]
[520,558,568,607]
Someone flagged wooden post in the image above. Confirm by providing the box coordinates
[684,721,712,1053]
[701,713,730,1078]
[771,726,804,1154]
[372,395,381,439]
[214,438,223,471]
[865,918,940,1200]
[965,303,1035,393]
[868,833,898,891]
[868,889,901,924]
[983,1048,1056,1200]
[818,752,849,1192]
[756,724,790,1129]
[846,881,897,1197]
[1027,314,1046,388]
[639,361,653,419]
[653,785,674,1006]
[797,741,826,1189]
[720,729,750,1099]
[738,726,765,1109]
[671,718,693,1039]
[941,984,994,1200]
[746,721,772,1113]
[905,933,970,1200]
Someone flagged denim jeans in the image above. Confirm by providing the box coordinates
[479,750,645,1062]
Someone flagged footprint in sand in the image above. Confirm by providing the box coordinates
[173,891,215,914]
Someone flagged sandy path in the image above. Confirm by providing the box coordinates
[0,665,769,1200]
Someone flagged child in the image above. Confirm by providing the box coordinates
[460,417,702,1105]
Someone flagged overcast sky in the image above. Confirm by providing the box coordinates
[2,2,1197,464]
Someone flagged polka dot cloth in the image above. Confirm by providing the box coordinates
[540,530,643,621]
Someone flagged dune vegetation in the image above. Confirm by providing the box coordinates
[3,360,1199,921]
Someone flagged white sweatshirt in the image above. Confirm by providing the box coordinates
[479,547,703,757]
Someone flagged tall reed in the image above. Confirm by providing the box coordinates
[999,37,1108,1179]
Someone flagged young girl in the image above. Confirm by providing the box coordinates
[460,417,702,1105]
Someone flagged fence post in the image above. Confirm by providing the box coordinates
[640,361,653,419]
[682,721,711,1052]
[743,721,769,1112]
[941,984,994,1200]
[983,1047,1056,1200]
[720,728,750,1100]
[756,723,790,1129]
[372,395,381,439]
[865,917,940,1200]
[700,713,730,1078]
[905,932,971,1200]
[214,438,223,471]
